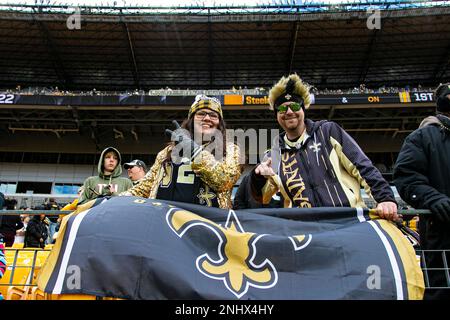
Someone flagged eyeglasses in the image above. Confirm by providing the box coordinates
[195,110,219,120]
[276,102,303,114]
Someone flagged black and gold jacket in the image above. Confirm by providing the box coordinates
[250,119,395,208]
[122,143,241,209]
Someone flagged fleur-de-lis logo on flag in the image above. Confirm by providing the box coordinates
[166,208,311,298]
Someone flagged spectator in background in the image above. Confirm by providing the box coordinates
[78,147,133,205]
[44,198,60,244]
[393,83,450,300]
[124,159,148,185]
[14,214,30,245]
[0,232,6,300]
[0,191,4,209]
[24,208,48,249]
[0,199,23,247]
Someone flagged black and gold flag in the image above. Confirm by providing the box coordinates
[37,196,424,300]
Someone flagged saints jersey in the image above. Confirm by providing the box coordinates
[157,160,219,207]
[125,144,241,209]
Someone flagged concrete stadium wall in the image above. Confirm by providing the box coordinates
[0,131,406,154]
[0,132,165,154]
[0,163,99,184]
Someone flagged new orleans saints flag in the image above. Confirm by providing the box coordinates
[37,196,424,299]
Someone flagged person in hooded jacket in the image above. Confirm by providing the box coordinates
[78,147,133,205]
[248,74,398,221]
[394,83,450,299]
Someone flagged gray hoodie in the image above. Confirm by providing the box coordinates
[78,147,133,205]
[419,115,442,129]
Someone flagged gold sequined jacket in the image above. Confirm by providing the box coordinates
[122,143,241,209]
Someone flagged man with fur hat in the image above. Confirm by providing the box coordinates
[249,74,398,220]
[394,83,450,299]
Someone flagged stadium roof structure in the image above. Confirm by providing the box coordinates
[0,0,449,90]
[0,0,449,157]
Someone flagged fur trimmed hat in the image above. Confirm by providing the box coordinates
[188,95,223,119]
[269,73,312,111]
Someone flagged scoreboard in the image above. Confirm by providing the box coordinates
[241,92,435,106]
[0,92,435,107]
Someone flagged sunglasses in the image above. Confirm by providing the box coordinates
[276,102,303,114]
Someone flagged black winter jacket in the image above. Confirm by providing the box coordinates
[24,216,48,248]
[394,114,450,299]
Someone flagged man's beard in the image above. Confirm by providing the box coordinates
[284,117,299,129]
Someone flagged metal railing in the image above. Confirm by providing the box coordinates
[2,247,52,287]
[0,208,432,216]
[420,249,450,289]
[0,210,73,216]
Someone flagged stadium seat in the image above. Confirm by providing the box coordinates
[46,293,97,300]
[0,246,111,300]
[6,269,35,300]
[0,248,51,299]
[30,286,47,300]
[6,286,29,300]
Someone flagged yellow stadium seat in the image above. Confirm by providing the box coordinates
[6,271,33,300]
[0,248,51,299]
[7,285,30,300]
[30,286,47,300]
[1,246,122,300]
[46,293,97,300]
